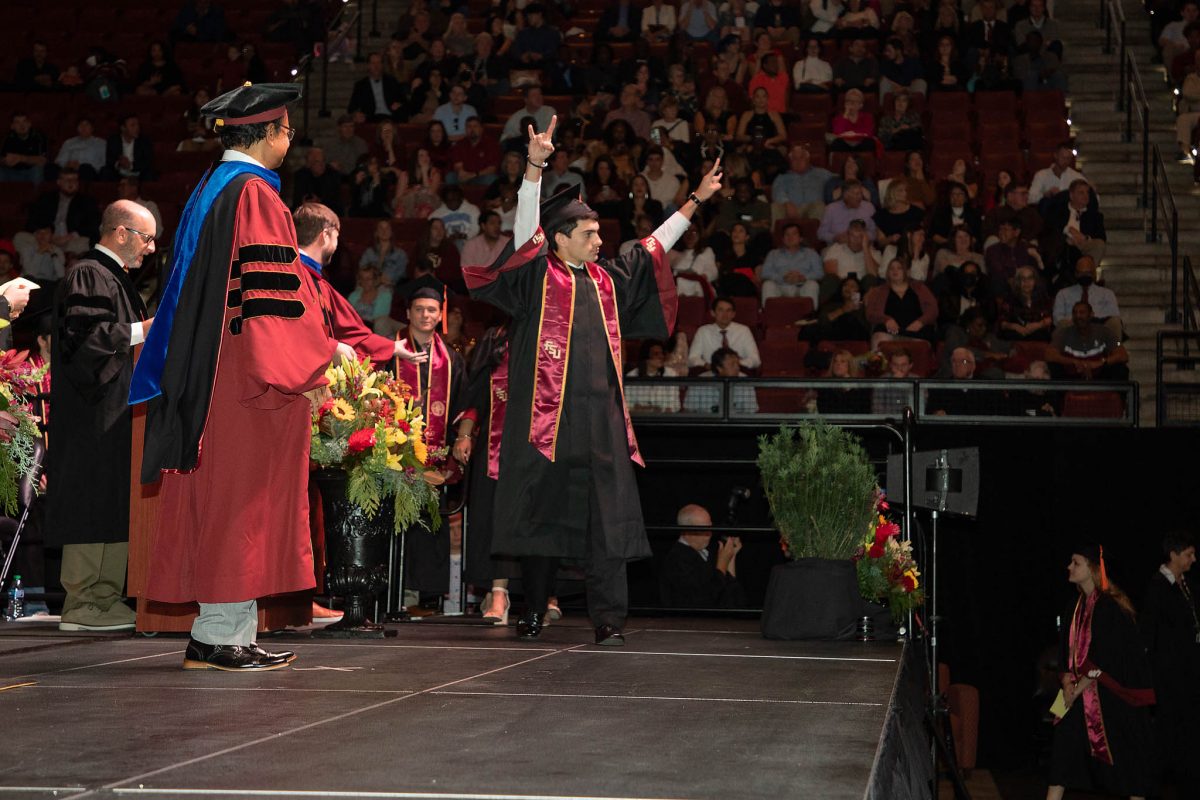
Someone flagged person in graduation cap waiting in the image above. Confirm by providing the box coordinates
[131,82,338,672]
[463,116,724,645]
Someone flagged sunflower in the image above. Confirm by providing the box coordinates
[412,439,429,464]
[331,398,356,421]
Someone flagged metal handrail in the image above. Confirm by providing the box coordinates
[290,1,361,124]
[1156,326,1200,425]
[1126,51,1150,209]
[1148,144,1181,320]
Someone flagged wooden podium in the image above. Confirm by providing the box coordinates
[127,403,311,632]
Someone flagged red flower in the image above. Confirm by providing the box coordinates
[347,428,376,454]
[875,522,900,542]
[868,541,885,559]
[317,398,336,417]
[396,420,411,433]
[901,574,917,592]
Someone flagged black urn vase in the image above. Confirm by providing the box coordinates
[312,469,394,638]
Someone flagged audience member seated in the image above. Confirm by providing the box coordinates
[643,0,679,42]
[432,84,478,143]
[1014,0,1064,54]
[809,0,842,35]
[793,38,834,93]
[748,51,790,115]
[997,265,1054,342]
[821,219,881,301]
[1013,31,1067,93]
[816,349,871,414]
[350,156,397,217]
[461,210,511,271]
[818,180,877,245]
[926,348,996,416]
[772,144,831,221]
[0,112,49,185]
[171,0,228,43]
[941,307,1011,379]
[940,159,980,203]
[640,146,686,211]
[713,222,763,297]
[878,89,924,152]
[926,35,968,93]
[1174,50,1200,161]
[928,182,982,247]
[1029,143,1087,207]
[898,151,936,208]
[835,0,880,38]
[1008,360,1061,417]
[865,258,938,350]
[760,222,822,305]
[684,347,760,413]
[103,115,156,182]
[823,154,877,208]
[808,275,870,342]
[936,259,994,329]
[829,88,877,153]
[985,218,1042,295]
[660,504,747,608]
[445,118,497,187]
[679,0,721,43]
[932,229,985,280]
[348,264,394,334]
[134,41,187,96]
[616,175,665,241]
[359,220,410,286]
[874,181,925,250]
[671,224,719,296]
[963,0,1014,60]
[981,169,1014,215]
[430,184,480,249]
[500,86,557,144]
[420,121,454,174]
[415,217,462,289]
[323,115,370,175]
[585,157,627,219]
[394,147,443,218]
[511,4,562,68]
[13,227,66,284]
[1052,256,1122,342]
[880,38,927,99]
[689,296,761,370]
[54,118,106,182]
[626,340,684,413]
[984,182,1044,245]
[1040,179,1106,284]
[406,67,449,125]
[871,347,916,415]
[19,169,100,257]
[1045,301,1130,381]
[715,178,772,234]
[1162,2,1200,78]
[14,41,59,92]
[117,176,164,241]
[294,147,346,216]
[881,227,929,283]
[734,87,787,165]
[833,38,880,93]
[348,53,407,122]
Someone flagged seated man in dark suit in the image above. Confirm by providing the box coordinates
[595,0,642,43]
[292,146,345,215]
[102,115,156,182]
[962,0,1014,63]
[1040,179,1105,287]
[660,504,747,609]
[18,168,101,257]
[926,347,999,416]
[348,52,407,122]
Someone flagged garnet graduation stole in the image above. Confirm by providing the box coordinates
[399,332,453,448]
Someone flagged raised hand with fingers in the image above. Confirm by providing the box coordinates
[693,157,724,203]
[527,114,558,166]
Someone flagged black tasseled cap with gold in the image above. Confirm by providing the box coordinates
[540,183,596,236]
[201,82,302,128]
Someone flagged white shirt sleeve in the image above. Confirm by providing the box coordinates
[649,211,692,252]
[731,324,761,368]
[130,322,145,346]
[513,177,542,249]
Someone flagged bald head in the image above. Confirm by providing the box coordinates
[677,504,713,551]
[99,200,157,270]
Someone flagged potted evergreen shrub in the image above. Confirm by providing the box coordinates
[757,421,878,639]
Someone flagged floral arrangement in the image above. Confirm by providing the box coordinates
[853,491,923,622]
[310,355,443,533]
[0,350,47,516]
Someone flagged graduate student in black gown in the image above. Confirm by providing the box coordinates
[463,116,724,645]
[1047,544,1158,800]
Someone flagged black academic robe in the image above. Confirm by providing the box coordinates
[402,330,468,594]
[465,236,675,562]
[1141,571,1200,791]
[45,249,147,546]
[659,540,746,609]
[1050,593,1159,796]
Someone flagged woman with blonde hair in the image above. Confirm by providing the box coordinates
[1047,545,1157,800]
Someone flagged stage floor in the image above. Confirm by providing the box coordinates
[0,617,906,800]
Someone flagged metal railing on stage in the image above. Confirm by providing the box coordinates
[1156,327,1200,426]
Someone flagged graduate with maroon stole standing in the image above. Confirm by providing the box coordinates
[130,83,338,672]
[462,117,724,644]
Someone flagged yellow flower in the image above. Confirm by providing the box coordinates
[903,570,919,590]
[331,399,356,421]
[413,439,429,464]
[359,373,382,399]
[385,452,404,471]
[385,428,408,447]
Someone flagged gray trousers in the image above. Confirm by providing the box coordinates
[192,600,259,646]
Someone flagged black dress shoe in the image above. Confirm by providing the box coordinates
[516,611,544,638]
[182,638,287,671]
[594,625,625,646]
[246,643,296,665]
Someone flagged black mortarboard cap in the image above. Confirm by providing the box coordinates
[540,183,595,237]
[1073,543,1102,564]
[400,273,447,305]
[201,82,302,128]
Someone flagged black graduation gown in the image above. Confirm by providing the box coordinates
[468,243,672,562]
[1050,593,1159,796]
[402,332,467,594]
[1141,571,1200,790]
[45,249,147,546]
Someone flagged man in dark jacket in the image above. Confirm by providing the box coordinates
[1040,179,1105,286]
[347,53,407,122]
[49,200,155,632]
[103,115,156,181]
[659,504,746,609]
[22,168,101,256]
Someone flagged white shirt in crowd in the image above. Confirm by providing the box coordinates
[671,247,718,296]
[688,321,761,369]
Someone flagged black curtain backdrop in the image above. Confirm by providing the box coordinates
[632,422,1200,768]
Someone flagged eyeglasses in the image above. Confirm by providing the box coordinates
[278,123,298,142]
[121,226,154,243]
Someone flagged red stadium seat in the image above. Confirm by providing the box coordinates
[759,340,810,376]
[733,296,759,328]
[761,296,815,328]
[676,295,709,336]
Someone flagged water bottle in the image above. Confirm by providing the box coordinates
[5,575,24,621]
